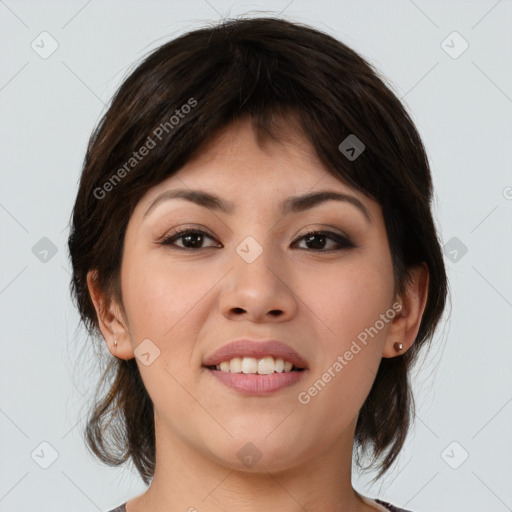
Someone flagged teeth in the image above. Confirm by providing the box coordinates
[213,356,298,374]
[258,356,274,375]
[230,357,242,373]
[219,361,230,372]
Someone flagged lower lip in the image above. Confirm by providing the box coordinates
[205,368,306,395]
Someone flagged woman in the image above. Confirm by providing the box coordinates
[68,16,447,512]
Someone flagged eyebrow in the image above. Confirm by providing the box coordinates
[143,188,371,222]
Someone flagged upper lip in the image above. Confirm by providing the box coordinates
[203,339,309,369]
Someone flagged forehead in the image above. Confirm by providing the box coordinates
[184,115,319,169]
[124,116,385,244]
[140,116,361,207]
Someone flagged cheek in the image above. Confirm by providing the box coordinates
[304,251,394,346]
[120,248,213,341]
[119,250,210,411]
[295,262,394,438]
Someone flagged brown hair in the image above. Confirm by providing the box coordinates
[68,16,447,485]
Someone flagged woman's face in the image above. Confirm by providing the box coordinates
[113,117,399,472]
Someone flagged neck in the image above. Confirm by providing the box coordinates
[128,415,373,512]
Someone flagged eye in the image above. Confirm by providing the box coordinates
[159,228,355,252]
[159,228,220,250]
[292,230,355,251]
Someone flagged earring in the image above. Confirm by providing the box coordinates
[113,336,118,348]
[393,342,403,352]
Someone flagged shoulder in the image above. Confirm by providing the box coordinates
[375,499,414,512]
[105,504,126,512]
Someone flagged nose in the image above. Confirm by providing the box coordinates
[219,242,298,324]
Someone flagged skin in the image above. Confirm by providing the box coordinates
[88,116,429,512]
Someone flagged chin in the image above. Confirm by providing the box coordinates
[203,432,311,474]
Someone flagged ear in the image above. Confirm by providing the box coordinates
[86,270,134,360]
[382,262,429,358]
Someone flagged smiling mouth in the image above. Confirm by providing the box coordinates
[203,355,307,395]
[203,356,305,374]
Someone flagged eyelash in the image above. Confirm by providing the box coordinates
[159,227,355,252]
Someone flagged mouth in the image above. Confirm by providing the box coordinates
[203,356,305,374]
[202,339,309,395]
[203,363,307,395]
[202,339,309,370]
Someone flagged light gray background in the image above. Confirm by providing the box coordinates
[1,1,511,511]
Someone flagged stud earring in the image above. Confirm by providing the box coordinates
[393,342,403,352]
[113,336,118,348]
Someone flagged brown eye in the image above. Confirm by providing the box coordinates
[160,228,220,250]
[293,230,355,251]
